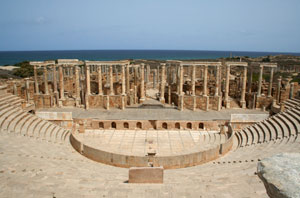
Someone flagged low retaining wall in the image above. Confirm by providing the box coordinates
[70,131,234,169]
[73,118,225,131]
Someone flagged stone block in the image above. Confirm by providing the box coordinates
[257,153,300,198]
[129,167,163,183]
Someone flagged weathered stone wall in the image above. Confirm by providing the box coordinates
[75,119,224,131]
[70,131,234,169]
[256,96,273,109]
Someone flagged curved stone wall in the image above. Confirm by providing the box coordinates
[70,131,234,169]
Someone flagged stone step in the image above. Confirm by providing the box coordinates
[284,102,294,109]
[252,124,264,143]
[1,110,25,131]
[261,121,274,141]
[258,122,271,142]
[286,110,300,124]
[0,96,22,107]
[290,108,300,117]
[0,105,17,117]
[16,114,35,134]
[40,122,53,139]
[27,118,43,137]
[266,119,281,139]
[247,127,258,145]
[237,130,246,147]
[6,111,28,132]
[291,98,300,104]
[277,113,294,136]
[22,117,39,136]
[284,111,300,133]
[286,99,299,106]
[272,116,289,138]
[0,108,22,129]
[34,121,48,138]
[0,93,11,100]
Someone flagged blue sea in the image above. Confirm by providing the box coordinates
[0,50,300,65]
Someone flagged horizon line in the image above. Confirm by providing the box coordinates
[0,49,300,54]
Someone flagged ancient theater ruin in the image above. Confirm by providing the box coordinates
[0,59,299,196]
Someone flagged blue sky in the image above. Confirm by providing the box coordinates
[0,0,300,52]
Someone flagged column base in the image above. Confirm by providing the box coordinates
[178,95,184,111]
[217,96,222,111]
[139,97,145,103]
[121,95,126,110]
[75,98,81,107]
[225,99,231,109]
[159,97,165,104]
[205,96,209,111]
[85,95,89,110]
[106,95,110,110]
[58,99,64,108]
[240,100,246,109]
[192,96,196,111]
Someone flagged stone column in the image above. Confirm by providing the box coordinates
[109,65,114,95]
[176,65,180,93]
[59,65,65,100]
[215,66,220,96]
[268,67,274,97]
[33,65,39,94]
[13,82,17,95]
[277,76,282,102]
[121,64,126,95]
[85,64,90,109]
[75,66,80,106]
[248,66,253,93]
[85,64,91,95]
[43,66,49,95]
[97,65,103,95]
[121,64,126,110]
[53,65,58,93]
[140,64,145,102]
[159,63,166,103]
[179,64,184,95]
[172,66,176,84]
[257,65,264,97]
[52,65,58,106]
[25,79,30,101]
[153,70,157,88]
[240,66,247,108]
[145,65,149,83]
[179,64,184,111]
[168,86,172,105]
[156,66,160,85]
[126,64,130,94]
[203,65,208,96]
[191,65,196,96]
[290,82,294,99]
[115,65,119,82]
[225,65,230,108]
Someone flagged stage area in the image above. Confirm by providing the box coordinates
[38,107,268,121]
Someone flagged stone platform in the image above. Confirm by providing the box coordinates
[38,107,267,121]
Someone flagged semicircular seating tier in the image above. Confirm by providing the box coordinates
[1,84,300,197]
[0,86,70,143]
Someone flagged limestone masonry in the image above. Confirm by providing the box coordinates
[0,58,299,197]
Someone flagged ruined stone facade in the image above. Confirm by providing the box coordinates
[6,59,295,112]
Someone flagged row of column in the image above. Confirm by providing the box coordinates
[257,66,275,97]
[85,64,127,96]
